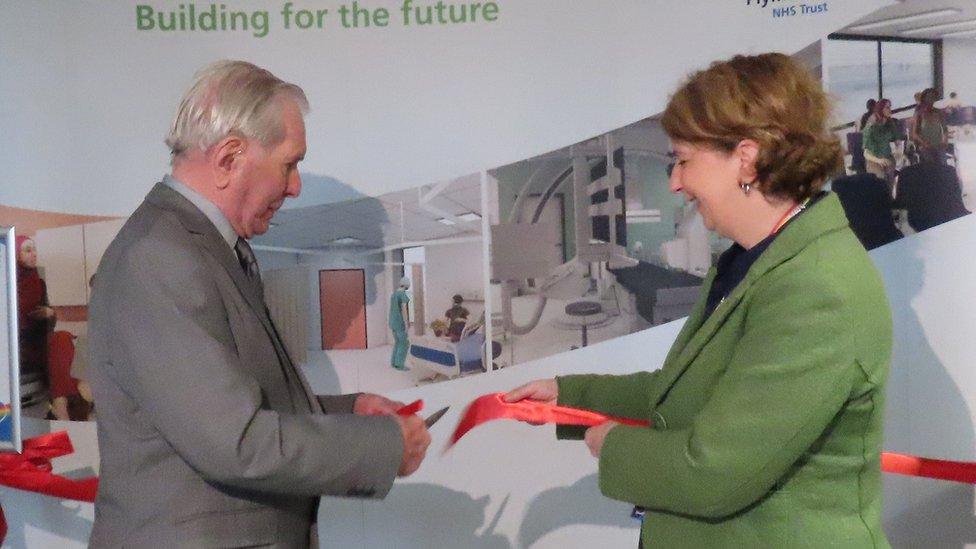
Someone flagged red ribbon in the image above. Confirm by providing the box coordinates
[449,393,648,446]
[881,452,976,483]
[0,431,99,543]
[397,399,424,416]
[450,393,976,485]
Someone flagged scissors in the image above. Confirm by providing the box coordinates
[424,406,450,428]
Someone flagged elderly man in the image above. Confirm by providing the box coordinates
[87,60,430,548]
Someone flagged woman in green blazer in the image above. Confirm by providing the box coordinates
[507,53,892,548]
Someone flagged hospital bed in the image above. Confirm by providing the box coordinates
[407,319,500,380]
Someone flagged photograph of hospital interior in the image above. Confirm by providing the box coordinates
[486,119,708,367]
[248,172,489,394]
[822,0,975,250]
[0,203,122,422]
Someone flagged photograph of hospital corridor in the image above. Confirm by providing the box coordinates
[248,173,487,394]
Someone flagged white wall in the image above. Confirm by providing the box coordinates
[422,241,485,324]
[943,39,976,104]
[872,213,976,547]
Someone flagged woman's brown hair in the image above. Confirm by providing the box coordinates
[661,53,843,202]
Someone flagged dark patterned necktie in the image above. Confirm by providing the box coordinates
[234,237,260,281]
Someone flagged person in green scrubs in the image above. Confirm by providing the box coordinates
[389,277,411,370]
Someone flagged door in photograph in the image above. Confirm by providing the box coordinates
[319,269,367,350]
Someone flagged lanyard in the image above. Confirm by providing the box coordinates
[770,198,810,236]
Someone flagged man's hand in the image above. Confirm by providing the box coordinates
[394,414,431,477]
[353,393,405,416]
[503,378,558,404]
[584,421,618,458]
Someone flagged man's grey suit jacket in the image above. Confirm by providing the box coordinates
[87,183,403,548]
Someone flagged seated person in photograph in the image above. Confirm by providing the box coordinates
[46,330,94,421]
[445,294,470,342]
[87,60,430,547]
[15,235,56,414]
[506,53,892,548]
[942,91,963,126]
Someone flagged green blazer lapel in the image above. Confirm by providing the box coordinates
[145,183,274,336]
[660,267,716,366]
[651,267,753,405]
[651,193,851,406]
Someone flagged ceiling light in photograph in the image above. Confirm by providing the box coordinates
[330,237,363,245]
[436,218,457,225]
[940,27,976,39]
[847,8,961,32]
[458,212,482,222]
[902,18,976,36]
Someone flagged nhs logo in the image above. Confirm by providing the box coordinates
[773,5,797,17]
[746,1,829,19]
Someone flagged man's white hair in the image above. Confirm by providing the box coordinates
[165,60,309,162]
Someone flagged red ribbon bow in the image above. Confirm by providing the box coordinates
[0,431,99,543]
[450,392,976,484]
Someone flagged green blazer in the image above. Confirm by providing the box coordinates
[558,194,892,548]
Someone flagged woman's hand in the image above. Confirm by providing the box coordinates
[584,421,619,458]
[503,379,558,404]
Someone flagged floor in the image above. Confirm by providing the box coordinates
[299,292,642,396]
[499,294,639,366]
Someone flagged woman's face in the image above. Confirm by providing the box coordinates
[18,239,37,268]
[668,140,745,238]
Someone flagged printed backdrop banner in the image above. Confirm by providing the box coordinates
[1,0,889,215]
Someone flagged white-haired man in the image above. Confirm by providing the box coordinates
[87,60,430,548]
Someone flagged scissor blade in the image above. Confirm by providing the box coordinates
[425,406,450,428]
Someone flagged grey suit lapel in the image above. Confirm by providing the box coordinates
[145,184,271,326]
[145,183,321,413]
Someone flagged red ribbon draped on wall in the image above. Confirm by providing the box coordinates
[0,431,99,543]
[449,392,976,485]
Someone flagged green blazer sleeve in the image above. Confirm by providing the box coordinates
[556,371,658,439]
[598,267,863,518]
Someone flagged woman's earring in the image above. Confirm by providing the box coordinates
[739,181,752,196]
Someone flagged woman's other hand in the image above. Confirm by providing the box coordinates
[585,421,619,458]
[504,378,558,404]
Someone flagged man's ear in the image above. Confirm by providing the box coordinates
[211,136,246,190]
[735,139,761,184]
